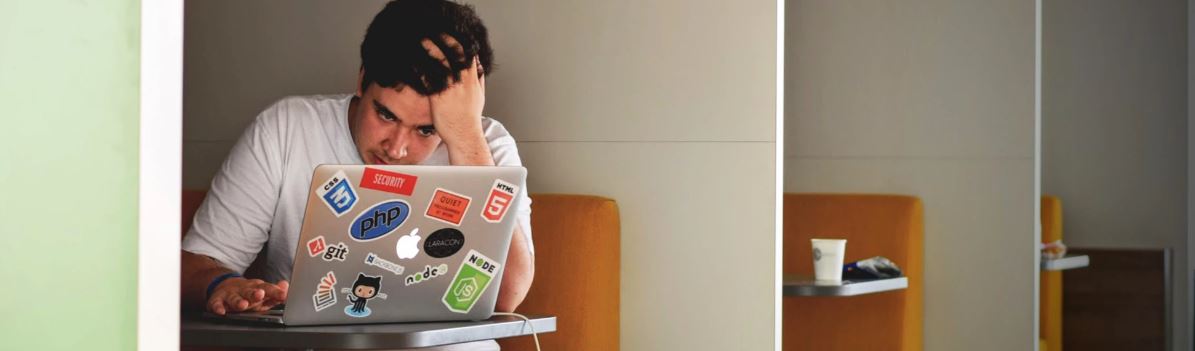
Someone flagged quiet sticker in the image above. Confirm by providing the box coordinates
[481,179,518,223]
[316,170,358,217]
[425,188,471,226]
[364,252,405,275]
[359,167,418,196]
[312,271,337,312]
[442,250,501,313]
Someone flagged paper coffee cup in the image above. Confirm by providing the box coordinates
[811,239,847,282]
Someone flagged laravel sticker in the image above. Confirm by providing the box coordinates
[481,179,518,223]
[425,188,471,226]
[359,167,418,196]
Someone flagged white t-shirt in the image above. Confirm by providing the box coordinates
[182,94,532,283]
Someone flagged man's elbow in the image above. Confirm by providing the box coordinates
[494,262,534,312]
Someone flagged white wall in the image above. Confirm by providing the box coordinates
[785,1,1039,350]
[184,1,778,350]
[1043,1,1189,350]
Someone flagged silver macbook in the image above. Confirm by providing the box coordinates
[220,165,526,326]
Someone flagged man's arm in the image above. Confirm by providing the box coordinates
[496,225,535,312]
[181,250,288,315]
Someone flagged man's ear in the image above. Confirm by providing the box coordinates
[355,68,366,97]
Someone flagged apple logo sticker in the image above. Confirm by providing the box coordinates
[424,228,465,258]
[396,228,421,259]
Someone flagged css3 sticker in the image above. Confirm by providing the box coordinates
[342,273,387,318]
[481,179,518,223]
[312,271,337,312]
[316,170,357,217]
[442,250,501,313]
[348,200,411,241]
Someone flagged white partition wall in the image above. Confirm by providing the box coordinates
[785,1,1039,350]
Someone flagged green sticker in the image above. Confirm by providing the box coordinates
[443,249,501,313]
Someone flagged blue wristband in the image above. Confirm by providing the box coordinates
[206,272,242,301]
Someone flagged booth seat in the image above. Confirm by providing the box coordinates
[1040,195,1063,351]
[783,193,924,351]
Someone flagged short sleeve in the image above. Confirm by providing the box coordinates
[482,118,534,254]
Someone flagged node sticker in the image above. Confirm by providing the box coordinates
[424,228,465,258]
[348,200,411,241]
[425,188,471,226]
[359,167,418,196]
[365,252,405,275]
[442,250,501,313]
[316,170,358,217]
[312,271,337,312]
[481,179,518,223]
[405,264,450,286]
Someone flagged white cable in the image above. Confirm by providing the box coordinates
[491,312,541,351]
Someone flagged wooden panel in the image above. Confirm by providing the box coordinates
[1062,248,1168,351]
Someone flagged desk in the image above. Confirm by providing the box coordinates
[1041,255,1090,271]
[181,314,555,350]
[783,276,908,297]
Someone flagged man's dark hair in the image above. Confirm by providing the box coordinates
[360,0,494,96]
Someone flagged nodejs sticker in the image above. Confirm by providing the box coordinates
[405,264,450,286]
[359,167,418,196]
[342,273,387,318]
[348,200,411,241]
[425,188,471,226]
[481,179,518,223]
[316,170,358,217]
[395,228,422,259]
[365,252,405,275]
[424,228,465,258]
[307,236,328,257]
[442,250,501,314]
[312,271,337,312]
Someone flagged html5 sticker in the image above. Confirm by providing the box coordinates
[316,170,358,217]
[359,167,418,196]
[425,188,471,226]
[481,179,518,223]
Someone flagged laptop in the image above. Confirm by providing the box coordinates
[218,165,527,326]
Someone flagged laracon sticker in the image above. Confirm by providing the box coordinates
[395,228,422,259]
[316,170,358,217]
[307,236,328,257]
[481,179,518,223]
[312,271,337,312]
[442,250,501,313]
[359,167,418,196]
[342,273,387,318]
[424,228,465,258]
[348,200,411,241]
[425,188,471,226]
[321,242,349,262]
[365,252,405,275]
[405,264,449,286]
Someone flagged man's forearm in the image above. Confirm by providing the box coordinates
[443,132,495,166]
[181,250,237,309]
[496,225,534,312]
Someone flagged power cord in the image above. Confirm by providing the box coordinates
[491,312,541,351]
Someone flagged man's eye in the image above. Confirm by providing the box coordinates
[417,128,436,137]
[378,113,396,122]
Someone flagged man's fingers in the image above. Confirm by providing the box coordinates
[224,293,249,312]
[208,296,227,315]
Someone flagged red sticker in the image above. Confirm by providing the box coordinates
[360,168,418,196]
[481,179,518,223]
[307,236,328,257]
[425,188,471,226]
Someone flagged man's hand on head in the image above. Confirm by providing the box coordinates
[421,36,494,166]
[207,278,290,315]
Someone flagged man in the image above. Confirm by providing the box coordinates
[179,0,534,339]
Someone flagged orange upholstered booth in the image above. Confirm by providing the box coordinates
[783,193,924,351]
[1040,195,1063,351]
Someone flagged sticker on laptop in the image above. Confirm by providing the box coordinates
[405,264,450,286]
[395,228,422,259]
[365,252,405,275]
[443,250,501,313]
[359,167,418,196]
[424,228,465,258]
[312,271,337,312]
[425,188,471,226]
[321,241,349,262]
[307,236,328,257]
[342,273,387,318]
[316,170,358,217]
[348,200,411,241]
[481,179,518,223]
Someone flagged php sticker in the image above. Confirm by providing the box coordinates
[342,273,387,318]
[348,200,411,241]
[405,264,449,286]
[359,167,418,196]
[442,250,501,313]
[322,242,349,262]
[316,170,358,217]
[395,228,421,259]
[424,228,465,258]
[364,252,405,275]
[307,236,328,257]
[481,179,518,223]
[425,188,471,226]
[312,271,337,312]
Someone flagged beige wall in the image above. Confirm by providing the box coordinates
[785,1,1038,350]
[1043,1,1188,350]
[185,0,778,350]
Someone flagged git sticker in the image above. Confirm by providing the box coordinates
[359,167,418,196]
[442,250,501,313]
[312,271,337,312]
[307,236,328,257]
[481,179,518,223]
[425,188,471,226]
[316,170,358,217]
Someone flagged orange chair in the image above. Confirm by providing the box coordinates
[783,193,924,351]
[1040,195,1063,351]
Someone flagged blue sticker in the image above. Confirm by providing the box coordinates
[317,170,358,217]
[349,200,411,241]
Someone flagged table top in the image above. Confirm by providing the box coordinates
[783,276,908,297]
[181,314,556,349]
[1041,254,1090,271]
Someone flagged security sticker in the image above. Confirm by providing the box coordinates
[424,228,465,258]
[395,228,421,259]
[405,264,450,286]
[342,273,387,318]
[425,188,471,226]
[312,271,337,312]
[322,242,349,262]
[348,200,411,241]
[359,167,418,196]
[442,250,501,313]
[365,252,405,275]
[316,170,358,217]
[307,236,328,257]
[481,179,518,223]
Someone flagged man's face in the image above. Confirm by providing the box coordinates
[349,82,441,165]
